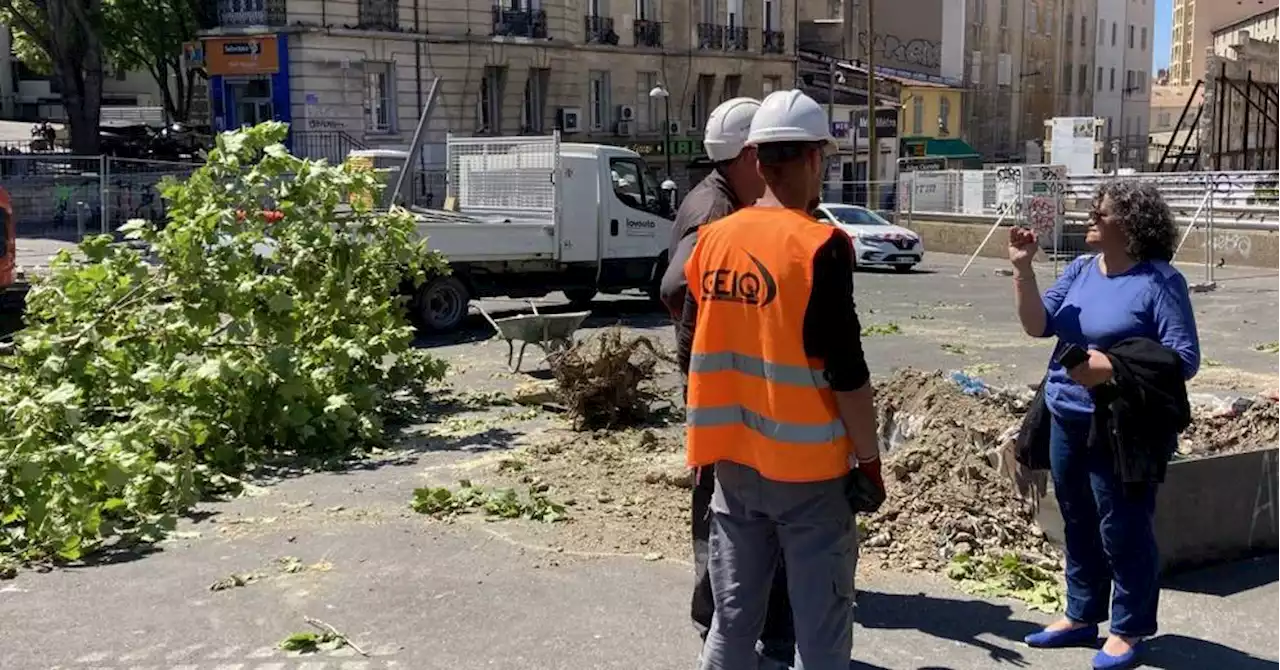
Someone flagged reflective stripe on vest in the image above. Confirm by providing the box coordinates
[688,351,829,389]
[686,405,847,443]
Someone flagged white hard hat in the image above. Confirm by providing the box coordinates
[747,89,835,149]
[703,97,762,162]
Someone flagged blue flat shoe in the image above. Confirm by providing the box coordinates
[1092,641,1142,670]
[1024,623,1100,648]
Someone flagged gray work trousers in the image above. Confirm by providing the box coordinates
[698,461,857,670]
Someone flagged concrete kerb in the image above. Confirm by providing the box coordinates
[1035,447,1280,573]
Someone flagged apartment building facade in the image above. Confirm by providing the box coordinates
[964,0,1072,160]
[1169,0,1279,87]
[196,0,798,181]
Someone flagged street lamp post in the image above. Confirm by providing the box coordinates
[649,84,673,180]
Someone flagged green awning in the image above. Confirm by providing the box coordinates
[902,136,980,157]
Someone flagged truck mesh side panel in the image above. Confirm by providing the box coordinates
[446,136,559,215]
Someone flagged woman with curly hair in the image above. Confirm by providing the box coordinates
[1008,180,1200,670]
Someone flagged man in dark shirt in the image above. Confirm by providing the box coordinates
[658,98,796,670]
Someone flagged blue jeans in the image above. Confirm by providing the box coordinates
[1049,413,1160,637]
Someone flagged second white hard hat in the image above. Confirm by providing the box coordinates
[747,89,835,149]
[703,97,762,163]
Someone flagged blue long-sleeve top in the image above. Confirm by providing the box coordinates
[1038,254,1201,421]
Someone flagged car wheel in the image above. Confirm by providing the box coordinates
[893,264,915,274]
[564,288,597,308]
[415,275,470,332]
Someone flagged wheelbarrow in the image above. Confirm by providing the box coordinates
[475,301,591,372]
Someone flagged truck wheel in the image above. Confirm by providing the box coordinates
[564,288,596,308]
[415,275,469,332]
[646,257,669,304]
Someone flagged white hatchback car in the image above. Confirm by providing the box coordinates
[813,203,924,272]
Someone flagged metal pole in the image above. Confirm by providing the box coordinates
[1215,61,1227,170]
[1242,71,1252,170]
[865,0,877,211]
[827,59,836,126]
[76,201,86,241]
[99,156,109,234]
[663,97,673,179]
[390,77,441,208]
[1207,188,1216,286]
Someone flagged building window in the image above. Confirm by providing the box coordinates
[1098,19,1104,44]
[938,97,950,135]
[999,0,1007,27]
[1128,25,1134,48]
[589,70,611,131]
[637,71,658,131]
[1063,63,1073,94]
[1097,66,1103,90]
[691,74,714,129]
[728,0,742,28]
[1140,27,1147,50]
[1080,15,1087,46]
[911,96,924,134]
[763,0,778,31]
[762,75,781,94]
[479,66,506,133]
[366,62,394,133]
[1078,64,1087,92]
[1028,4,1037,33]
[522,68,549,133]
[1109,67,1115,90]
[1111,21,1116,46]
[723,74,742,101]
[1066,12,1074,42]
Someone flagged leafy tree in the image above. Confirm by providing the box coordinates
[0,123,448,564]
[0,0,105,153]
[104,0,210,123]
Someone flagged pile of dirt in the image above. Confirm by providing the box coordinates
[865,369,1059,572]
[548,329,672,430]
[1180,398,1280,456]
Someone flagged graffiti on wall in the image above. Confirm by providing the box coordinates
[856,31,942,70]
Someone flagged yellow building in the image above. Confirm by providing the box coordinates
[893,78,978,165]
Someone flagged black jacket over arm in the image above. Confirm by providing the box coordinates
[1091,337,1191,484]
[1015,337,1191,485]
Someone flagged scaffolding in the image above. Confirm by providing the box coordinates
[1156,58,1279,172]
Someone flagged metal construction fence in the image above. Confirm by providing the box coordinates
[2,155,200,241]
[891,167,1280,283]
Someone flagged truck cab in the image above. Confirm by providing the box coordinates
[385,135,677,332]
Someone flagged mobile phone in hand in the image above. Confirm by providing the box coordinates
[1055,343,1090,370]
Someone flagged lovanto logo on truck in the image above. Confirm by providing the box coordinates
[624,219,656,236]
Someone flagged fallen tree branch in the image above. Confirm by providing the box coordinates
[304,616,369,657]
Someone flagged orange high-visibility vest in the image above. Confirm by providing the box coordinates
[683,206,853,483]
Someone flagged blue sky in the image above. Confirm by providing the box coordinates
[1153,0,1172,71]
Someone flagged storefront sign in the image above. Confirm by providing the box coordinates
[855,108,899,139]
[204,35,280,76]
[625,139,697,157]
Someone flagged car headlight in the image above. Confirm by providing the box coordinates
[859,234,887,243]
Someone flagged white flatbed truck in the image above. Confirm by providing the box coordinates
[370,134,677,332]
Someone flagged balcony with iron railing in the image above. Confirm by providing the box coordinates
[633,19,663,47]
[696,23,724,50]
[584,14,618,45]
[762,29,785,54]
[725,25,749,51]
[355,0,399,30]
[492,5,549,38]
[205,0,286,28]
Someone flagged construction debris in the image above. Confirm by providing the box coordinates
[866,369,1059,572]
[548,328,671,430]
